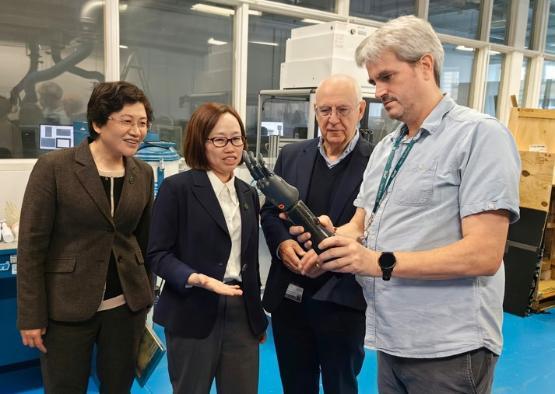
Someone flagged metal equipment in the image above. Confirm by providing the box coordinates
[254,21,400,159]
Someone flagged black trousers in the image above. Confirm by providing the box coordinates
[271,294,366,394]
[378,347,499,394]
[40,304,146,394]
[165,295,260,394]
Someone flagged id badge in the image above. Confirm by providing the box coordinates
[284,283,304,303]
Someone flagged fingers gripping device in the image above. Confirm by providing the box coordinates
[243,151,333,254]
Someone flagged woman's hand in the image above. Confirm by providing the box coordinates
[188,273,243,296]
[20,328,47,353]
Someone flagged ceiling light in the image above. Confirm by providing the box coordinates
[208,38,228,46]
[191,4,261,17]
[250,40,278,47]
[119,45,128,49]
[192,4,234,17]
[301,18,324,24]
[455,45,475,52]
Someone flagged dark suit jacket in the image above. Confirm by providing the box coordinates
[261,137,371,313]
[17,140,154,330]
[147,170,268,339]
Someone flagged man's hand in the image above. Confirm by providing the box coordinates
[285,214,335,250]
[278,239,306,273]
[317,235,380,276]
[20,328,47,353]
[299,249,326,278]
[188,273,243,296]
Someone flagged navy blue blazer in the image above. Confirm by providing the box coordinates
[261,137,371,312]
[147,169,268,339]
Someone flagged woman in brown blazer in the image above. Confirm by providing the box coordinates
[16,81,154,393]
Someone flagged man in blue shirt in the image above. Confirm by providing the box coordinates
[293,16,520,394]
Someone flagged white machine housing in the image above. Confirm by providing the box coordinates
[280,21,375,90]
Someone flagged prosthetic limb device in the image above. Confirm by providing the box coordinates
[243,151,333,255]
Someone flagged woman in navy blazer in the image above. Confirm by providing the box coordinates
[147,103,267,394]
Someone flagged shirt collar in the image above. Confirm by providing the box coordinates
[207,170,238,204]
[389,93,456,142]
[318,130,360,168]
[420,93,456,135]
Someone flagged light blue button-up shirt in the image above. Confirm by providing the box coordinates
[354,94,520,358]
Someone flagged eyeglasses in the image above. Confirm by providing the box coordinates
[108,116,150,131]
[207,136,245,148]
[314,106,354,118]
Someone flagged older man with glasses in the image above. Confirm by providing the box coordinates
[260,74,371,394]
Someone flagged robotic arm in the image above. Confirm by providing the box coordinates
[243,151,333,254]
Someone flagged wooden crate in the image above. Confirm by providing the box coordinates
[518,151,555,211]
[509,108,555,183]
[504,108,555,315]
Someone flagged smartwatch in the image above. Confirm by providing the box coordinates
[378,252,396,281]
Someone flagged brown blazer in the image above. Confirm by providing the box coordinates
[17,140,154,330]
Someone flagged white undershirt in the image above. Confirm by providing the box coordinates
[207,170,242,282]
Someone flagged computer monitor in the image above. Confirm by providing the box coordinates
[39,124,74,150]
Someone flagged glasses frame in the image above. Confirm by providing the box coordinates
[108,116,151,131]
[206,136,245,148]
[314,105,355,118]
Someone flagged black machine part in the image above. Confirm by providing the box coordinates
[243,151,333,255]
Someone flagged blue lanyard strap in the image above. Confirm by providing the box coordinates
[372,130,417,215]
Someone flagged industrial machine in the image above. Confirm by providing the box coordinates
[255,88,398,157]
[255,21,399,159]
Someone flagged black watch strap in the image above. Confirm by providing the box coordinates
[382,266,394,281]
[378,252,396,281]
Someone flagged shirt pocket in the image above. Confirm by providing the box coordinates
[392,160,438,206]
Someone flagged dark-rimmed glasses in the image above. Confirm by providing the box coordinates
[207,136,245,147]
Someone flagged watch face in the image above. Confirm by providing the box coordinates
[379,252,396,269]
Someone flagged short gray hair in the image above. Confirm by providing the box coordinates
[355,16,444,86]
[316,74,363,103]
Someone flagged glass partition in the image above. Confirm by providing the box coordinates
[490,0,510,44]
[270,0,335,12]
[484,52,505,117]
[120,0,234,153]
[525,0,537,49]
[0,0,104,159]
[540,60,555,109]
[350,0,415,21]
[246,14,308,153]
[441,44,476,106]
[429,0,482,40]
[546,0,555,53]
[519,57,530,106]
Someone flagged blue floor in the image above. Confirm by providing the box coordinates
[1,311,555,393]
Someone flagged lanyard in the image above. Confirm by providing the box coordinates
[371,130,417,216]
